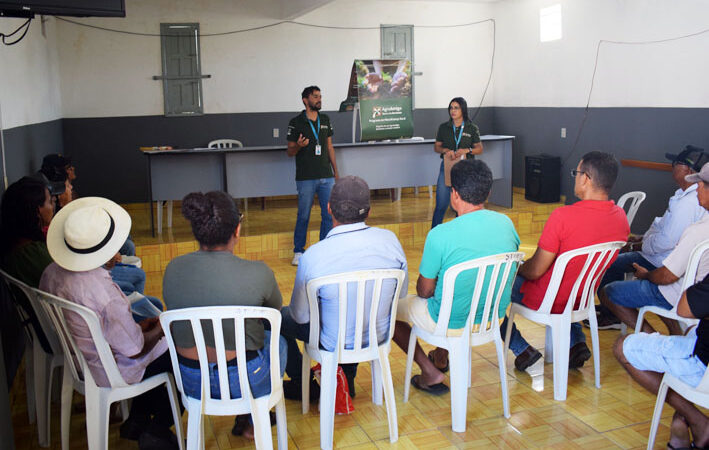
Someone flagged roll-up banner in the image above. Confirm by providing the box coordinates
[351,59,414,141]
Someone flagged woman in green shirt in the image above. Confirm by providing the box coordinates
[431,97,483,228]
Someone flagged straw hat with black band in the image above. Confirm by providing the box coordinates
[47,197,131,272]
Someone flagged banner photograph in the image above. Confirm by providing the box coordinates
[353,59,414,141]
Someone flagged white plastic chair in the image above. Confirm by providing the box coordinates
[34,288,184,450]
[160,306,287,450]
[0,269,64,448]
[403,252,524,432]
[617,191,646,229]
[504,241,626,401]
[646,352,709,449]
[634,239,709,334]
[301,269,406,449]
[207,138,253,213]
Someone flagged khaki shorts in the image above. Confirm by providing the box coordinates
[396,295,464,337]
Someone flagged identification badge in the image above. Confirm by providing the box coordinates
[315,144,322,155]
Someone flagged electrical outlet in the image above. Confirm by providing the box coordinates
[561,127,567,138]
[273,128,279,138]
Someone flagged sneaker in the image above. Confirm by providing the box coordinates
[596,313,622,330]
[291,252,303,266]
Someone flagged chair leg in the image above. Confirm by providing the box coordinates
[251,397,275,450]
[301,351,311,414]
[634,308,647,334]
[186,406,203,450]
[403,330,417,402]
[275,397,288,450]
[428,185,433,199]
[544,325,554,363]
[164,377,184,450]
[167,200,173,229]
[319,355,338,450]
[25,343,36,425]
[550,321,571,401]
[414,186,419,195]
[449,342,470,432]
[370,359,383,405]
[157,201,164,234]
[647,378,669,450]
[33,344,51,447]
[84,392,110,450]
[378,348,398,443]
[586,314,602,389]
[60,366,73,450]
[493,333,511,418]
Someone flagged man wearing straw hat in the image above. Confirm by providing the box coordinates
[39,197,179,449]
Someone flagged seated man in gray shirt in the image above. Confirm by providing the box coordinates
[281,176,408,399]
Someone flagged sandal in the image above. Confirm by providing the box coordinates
[427,350,449,373]
[410,375,449,396]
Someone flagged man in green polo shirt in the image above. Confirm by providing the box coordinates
[286,85,339,266]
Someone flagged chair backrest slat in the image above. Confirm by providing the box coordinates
[536,241,626,315]
[304,269,406,359]
[208,139,243,149]
[432,252,525,338]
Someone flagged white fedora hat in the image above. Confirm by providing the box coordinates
[47,197,131,272]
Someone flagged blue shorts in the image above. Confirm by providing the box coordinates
[623,328,706,388]
[605,279,671,309]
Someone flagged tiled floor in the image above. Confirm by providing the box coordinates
[9,189,689,449]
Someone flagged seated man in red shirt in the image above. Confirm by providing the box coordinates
[500,151,630,371]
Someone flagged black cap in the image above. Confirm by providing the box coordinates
[329,176,370,217]
[665,145,708,172]
[41,154,71,171]
[33,172,65,196]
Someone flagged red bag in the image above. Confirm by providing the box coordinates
[311,363,354,415]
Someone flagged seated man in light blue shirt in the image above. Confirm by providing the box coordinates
[280,176,408,399]
[596,145,708,329]
[393,159,520,394]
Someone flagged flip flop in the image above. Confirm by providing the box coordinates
[667,442,693,450]
[411,375,449,396]
[427,350,449,373]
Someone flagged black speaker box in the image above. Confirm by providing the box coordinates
[525,154,561,203]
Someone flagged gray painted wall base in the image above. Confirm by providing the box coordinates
[4,106,709,233]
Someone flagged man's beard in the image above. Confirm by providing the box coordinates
[309,101,322,111]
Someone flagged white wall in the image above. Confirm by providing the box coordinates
[494,0,709,107]
[55,0,495,118]
[0,18,62,129]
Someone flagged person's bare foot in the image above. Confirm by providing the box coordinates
[668,412,691,449]
[419,364,445,387]
[430,348,449,371]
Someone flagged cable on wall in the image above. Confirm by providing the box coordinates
[1,18,31,45]
[563,26,709,167]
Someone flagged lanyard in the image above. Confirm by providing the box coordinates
[452,122,464,150]
[307,114,321,145]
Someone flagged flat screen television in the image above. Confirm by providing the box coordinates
[0,0,125,18]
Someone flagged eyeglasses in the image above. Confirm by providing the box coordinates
[570,169,591,180]
[449,105,461,110]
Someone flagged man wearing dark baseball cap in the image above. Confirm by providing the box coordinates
[281,175,408,400]
[595,145,709,329]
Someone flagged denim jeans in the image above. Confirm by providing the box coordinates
[178,331,287,399]
[599,251,656,289]
[111,263,146,294]
[500,276,586,357]
[294,177,335,253]
[431,161,451,228]
[280,306,357,384]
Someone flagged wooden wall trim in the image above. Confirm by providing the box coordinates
[621,159,672,172]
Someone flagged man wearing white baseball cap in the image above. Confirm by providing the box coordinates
[39,197,179,449]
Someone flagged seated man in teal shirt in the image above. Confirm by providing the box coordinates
[393,159,520,394]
